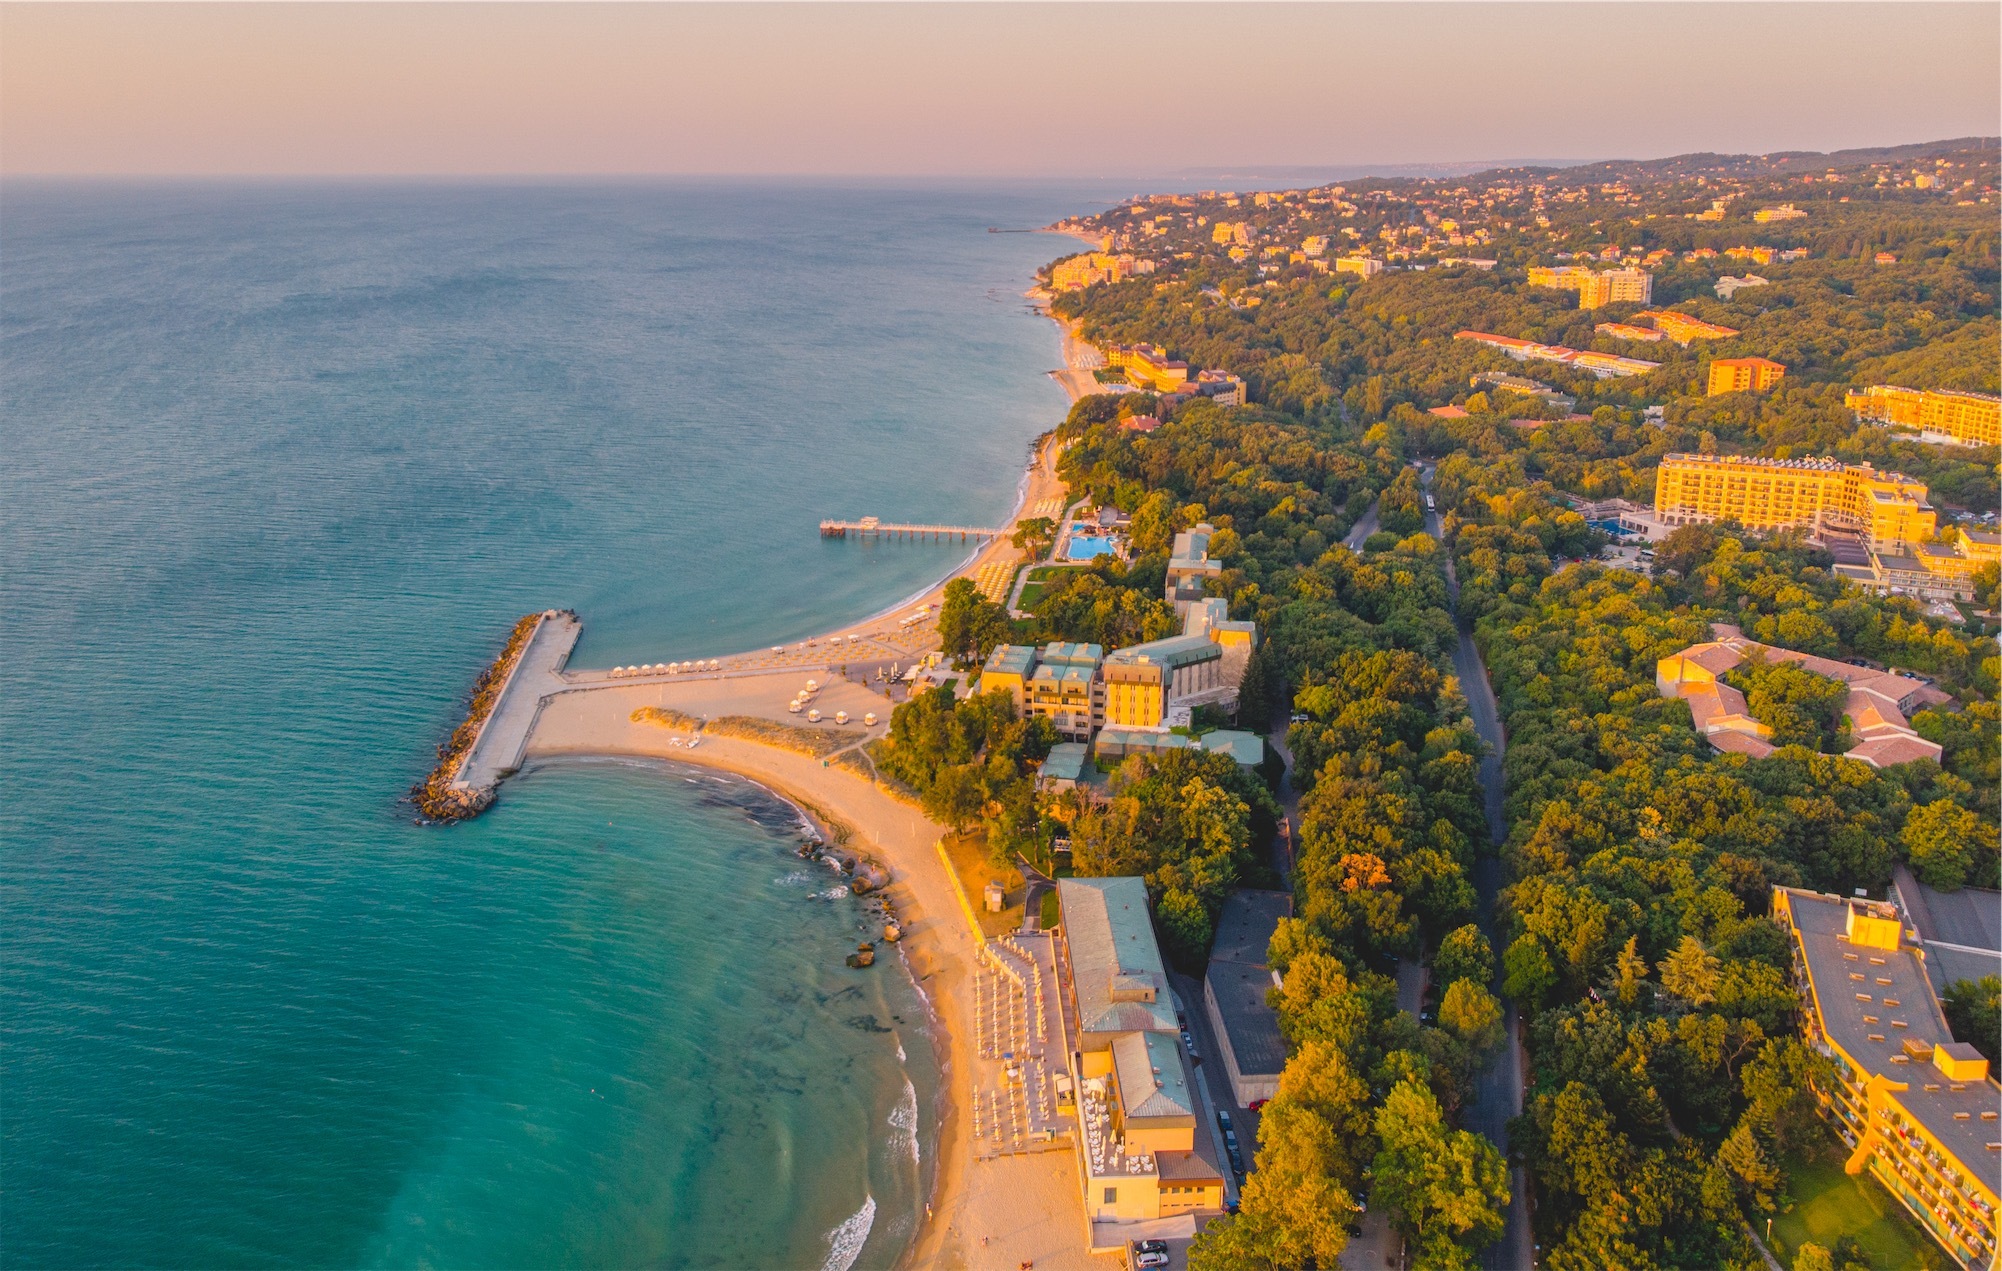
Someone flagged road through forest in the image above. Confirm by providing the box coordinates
[1423,470,1537,1271]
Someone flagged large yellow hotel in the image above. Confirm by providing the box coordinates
[1653,454,1937,552]
[1773,888,1999,1271]
[1846,385,2002,448]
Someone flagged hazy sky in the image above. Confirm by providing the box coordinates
[4,3,1997,177]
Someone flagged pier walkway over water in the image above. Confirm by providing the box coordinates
[819,517,999,541]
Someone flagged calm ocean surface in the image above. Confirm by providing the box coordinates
[1,179,1109,1269]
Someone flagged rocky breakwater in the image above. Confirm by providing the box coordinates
[411,611,565,822]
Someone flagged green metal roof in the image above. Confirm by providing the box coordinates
[1040,742,1089,783]
[983,644,1038,677]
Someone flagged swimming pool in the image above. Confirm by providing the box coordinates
[1066,535,1116,561]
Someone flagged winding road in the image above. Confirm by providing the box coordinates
[1422,467,1536,1271]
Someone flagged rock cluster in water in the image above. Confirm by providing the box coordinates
[797,835,901,965]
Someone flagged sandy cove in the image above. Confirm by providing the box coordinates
[523,681,1113,1271]
[495,304,1116,1270]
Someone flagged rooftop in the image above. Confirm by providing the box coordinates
[1040,641,1105,668]
[1105,634,1226,671]
[1059,877,1177,1037]
[984,644,1038,678]
[1113,1030,1197,1121]
[1041,742,1089,784]
[1198,730,1266,767]
[1781,889,2002,1183]
[1203,891,1292,1083]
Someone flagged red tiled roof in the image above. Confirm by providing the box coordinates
[1708,730,1776,758]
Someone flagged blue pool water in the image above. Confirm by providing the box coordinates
[0,178,1112,1269]
[1066,535,1116,560]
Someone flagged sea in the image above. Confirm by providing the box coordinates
[0,178,1115,1269]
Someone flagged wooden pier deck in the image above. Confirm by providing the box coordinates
[820,517,1000,541]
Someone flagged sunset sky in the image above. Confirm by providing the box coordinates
[4,3,1997,178]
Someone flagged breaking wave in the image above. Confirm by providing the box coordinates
[818,1193,876,1271]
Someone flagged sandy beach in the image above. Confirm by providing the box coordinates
[523,687,1109,1270]
[502,306,1120,1270]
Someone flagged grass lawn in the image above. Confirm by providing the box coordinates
[939,829,1025,939]
[1015,565,1077,612]
[1768,1152,1941,1270]
[1040,890,1061,931]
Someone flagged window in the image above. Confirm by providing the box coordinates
[1103,1188,1117,1205]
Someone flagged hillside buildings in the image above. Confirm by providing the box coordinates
[1103,347,1247,410]
[1846,385,2002,448]
[1052,252,1140,291]
[1456,330,1661,378]
[1752,203,1809,222]
[1770,888,1999,1271]
[1526,264,1653,309]
[1708,357,1787,395]
[1335,255,1384,279]
[1657,626,1950,766]
[1595,321,1662,342]
[1653,454,1937,553]
[1715,275,1770,299]
[1634,309,1740,345]
[1109,343,1190,394]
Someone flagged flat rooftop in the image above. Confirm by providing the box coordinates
[1204,890,1292,1081]
[1782,889,2002,1184]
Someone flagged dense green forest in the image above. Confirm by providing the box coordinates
[883,142,1999,1271]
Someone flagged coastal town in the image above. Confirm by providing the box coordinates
[410,139,2001,1271]
[13,8,2002,1271]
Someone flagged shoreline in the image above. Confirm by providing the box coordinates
[518,711,982,1270]
[521,696,1103,1270]
[504,295,1107,1269]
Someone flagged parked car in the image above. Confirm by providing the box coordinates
[1134,1252,1169,1270]
[1223,1198,1241,1214]
[1136,1240,1169,1256]
[1246,1098,1269,1112]
[1216,1110,1233,1132]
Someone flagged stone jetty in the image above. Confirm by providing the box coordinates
[412,609,580,821]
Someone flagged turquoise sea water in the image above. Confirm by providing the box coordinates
[1,180,1104,1268]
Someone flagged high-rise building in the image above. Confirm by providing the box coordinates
[1771,888,1999,1271]
[1654,454,1937,551]
[1846,385,2002,448]
[1708,357,1787,395]
[1527,265,1652,309]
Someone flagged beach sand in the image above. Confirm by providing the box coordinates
[507,303,1120,1270]
[525,688,1114,1271]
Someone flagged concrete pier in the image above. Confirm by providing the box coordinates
[449,611,582,798]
